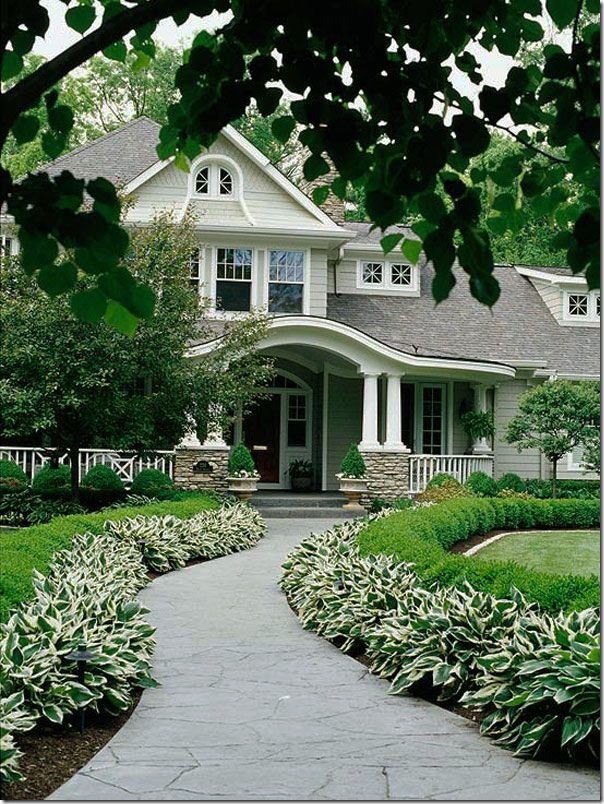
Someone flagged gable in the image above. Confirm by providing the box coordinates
[126,131,336,231]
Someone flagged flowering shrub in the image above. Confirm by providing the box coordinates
[280,512,600,763]
[1,502,266,783]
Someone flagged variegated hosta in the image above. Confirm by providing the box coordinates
[366,585,528,701]
[0,692,37,783]
[461,608,600,760]
[106,504,266,571]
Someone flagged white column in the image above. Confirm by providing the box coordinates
[203,403,228,449]
[384,373,409,451]
[470,383,492,455]
[360,373,380,450]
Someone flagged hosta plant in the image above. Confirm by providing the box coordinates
[0,692,37,783]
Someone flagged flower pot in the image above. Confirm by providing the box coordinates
[227,476,258,502]
[337,476,368,510]
[291,476,312,491]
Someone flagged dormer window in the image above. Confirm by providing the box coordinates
[357,259,418,293]
[390,263,413,287]
[219,167,233,196]
[564,290,600,322]
[361,262,384,285]
[568,293,588,316]
[195,167,209,195]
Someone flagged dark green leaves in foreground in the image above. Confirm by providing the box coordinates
[7,171,155,333]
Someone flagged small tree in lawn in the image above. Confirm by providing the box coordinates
[505,380,600,498]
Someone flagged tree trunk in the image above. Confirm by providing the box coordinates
[552,458,558,499]
[69,442,80,501]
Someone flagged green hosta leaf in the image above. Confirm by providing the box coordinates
[12,114,40,145]
[42,703,64,724]
[65,4,96,33]
[69,288,108,323]
[37,261,78,296]
[64,683,97,706]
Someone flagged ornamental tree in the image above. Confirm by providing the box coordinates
[0,210,273,497]
[0,0,599,331]
[505,380,600,496]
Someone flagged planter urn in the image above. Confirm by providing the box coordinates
[227,476,258,502]
[337,476,368,510]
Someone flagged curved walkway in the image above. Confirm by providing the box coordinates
[52,519,599,800]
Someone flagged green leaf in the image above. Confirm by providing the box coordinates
[303,154,330,182]
[69,289,108,323]
[546,0,578,29]
[19,229,59,271]
[452,114,490,157]
[103,41,127,62]
[418,192,447,223]
[42,703,64,724]
[48,104,74,134]
[380,233,403,255]
[37,262,78,297]
[104,300,139,335]
[12,115,40,145]
[65,5,96,33]
[312,186,330,206]
[402,238,422,264]
[432,269,455,303]
[1,50,23,81]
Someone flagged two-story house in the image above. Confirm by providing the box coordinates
[3,116,600,498]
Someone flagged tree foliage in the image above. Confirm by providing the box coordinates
[0,211,273,494]
[505,380,600,496]
[0,0,599,329]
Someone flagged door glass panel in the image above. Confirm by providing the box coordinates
[287,394,306,447]
[401,383,415,451]
[422,386,444,454]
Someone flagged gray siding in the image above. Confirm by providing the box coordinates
[493,380,542,478]
[325,374,363,490]
[452,382,472,454]
[309,249,328,316]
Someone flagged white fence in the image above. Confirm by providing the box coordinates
[409,454,494,494]
[0,446,175,485]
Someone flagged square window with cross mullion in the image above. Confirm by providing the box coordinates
[268,250,304,313]
[567,293,589,317]
[216,248,253,311]
[361,261,384,285]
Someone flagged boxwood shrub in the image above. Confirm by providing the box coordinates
[31,465,71,499]
[130,468,174,499]
[496,473,526,493]
[358,497,600,613]
[0,461,28,494]
[80,465,126,509]
[465,470,498,497]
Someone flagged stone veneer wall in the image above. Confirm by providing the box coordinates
[174,447,230,492]
[360,450,410,504]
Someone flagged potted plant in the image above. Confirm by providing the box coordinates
[227,443,260,501]
[460,410,495,453]
[288,459,313,491]
[336,443,368,509]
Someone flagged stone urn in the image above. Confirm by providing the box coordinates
[227,475,258,502]
[337,475,368,510]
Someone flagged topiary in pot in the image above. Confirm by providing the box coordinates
[0,460,28,495]
[227,443,259,501]
[80,464,126,509]
[465,470,498,497]
[337,444,367,509]
[31,464,71,499]
[131,468,175,500]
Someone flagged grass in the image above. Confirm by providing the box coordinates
[0,492,219,621]
[476,530,600,577]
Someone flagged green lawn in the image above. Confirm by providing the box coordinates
[476,530,600,577]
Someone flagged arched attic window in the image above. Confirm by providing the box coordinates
[195,166,209,194]
[218,167,233,195]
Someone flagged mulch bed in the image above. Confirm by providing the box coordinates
[2,690,142,802]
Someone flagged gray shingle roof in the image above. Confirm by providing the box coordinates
[345,221,413,247]
[327,263,600,376]
[42,117,161,185]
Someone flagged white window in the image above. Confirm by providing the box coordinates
[1,234,17,260]
[287,394,307,447]
[564,290,600,322]
[390,263,413,286]
[268,250,304,313]
[215,248,252,312]
[219,167,233,196]
[195,167,209,195]
[361,262,384,285]
[190,249,202,290]
[357,259,418,292]
[418,384,446,454]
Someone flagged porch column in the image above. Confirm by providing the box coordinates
[360,373,380,450]
[470,383,492,455]
[384,373,410,451]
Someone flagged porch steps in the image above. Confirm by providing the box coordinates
[252,492,361,519]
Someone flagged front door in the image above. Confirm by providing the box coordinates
[242,394,281,482]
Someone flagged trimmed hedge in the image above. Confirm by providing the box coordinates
[0,493,218,621]
[465,470,498,497]
[0,461,27,493]
[358,497,600,613]
[31,465,71,498]
[130,468,174,499]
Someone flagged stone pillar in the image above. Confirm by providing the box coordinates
[359,450,410,504]
[174,414,230,492]
[360,373,380,450]
[384,373,411,451]
[470,383,492,455]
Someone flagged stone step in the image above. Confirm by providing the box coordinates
[256,506,362,519]
[253,493,347,509]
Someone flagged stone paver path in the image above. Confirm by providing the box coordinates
[52,519,599,800]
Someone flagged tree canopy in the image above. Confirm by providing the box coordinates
[0,0,599,331]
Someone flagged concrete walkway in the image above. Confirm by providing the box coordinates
[52,519,599,801]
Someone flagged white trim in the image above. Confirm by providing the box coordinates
[122,157,175,194]
[322,365,329,491]
[416,382,447,454]
[562,289,600,324]
[262,248,310,316]
[187,316,517,381]
[208,245,257,318]
[514,265,589,286]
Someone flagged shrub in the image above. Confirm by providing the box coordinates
[497,473,526,493]
[417,479,471,503]
[228,443,258,477]
[0,490,84,527]
[31,465,71,498]
[426,472,458,488]
[0,461,27,494]
[130,468,174,499]
[369,496,413,513]
[80,465,126,509]
[339,444,366,478]
[524,478,601,500]
[465,470,498,497]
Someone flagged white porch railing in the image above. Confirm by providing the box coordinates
[0,446,175,484]
[409,454,494,494]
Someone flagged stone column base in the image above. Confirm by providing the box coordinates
[359,450,410,505]
[174,446,230,493]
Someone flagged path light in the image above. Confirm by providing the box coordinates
[333,578,345,593]
[65,642,97,734]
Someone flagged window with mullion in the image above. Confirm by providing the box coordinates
[268,250,304,313]
[361,261,384,285]
[190,249,202,290]
[421,385,444,454]
[215,248,253,312]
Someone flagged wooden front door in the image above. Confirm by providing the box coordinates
[242,394,281,482]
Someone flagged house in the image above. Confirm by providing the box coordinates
[2,117,600,498]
